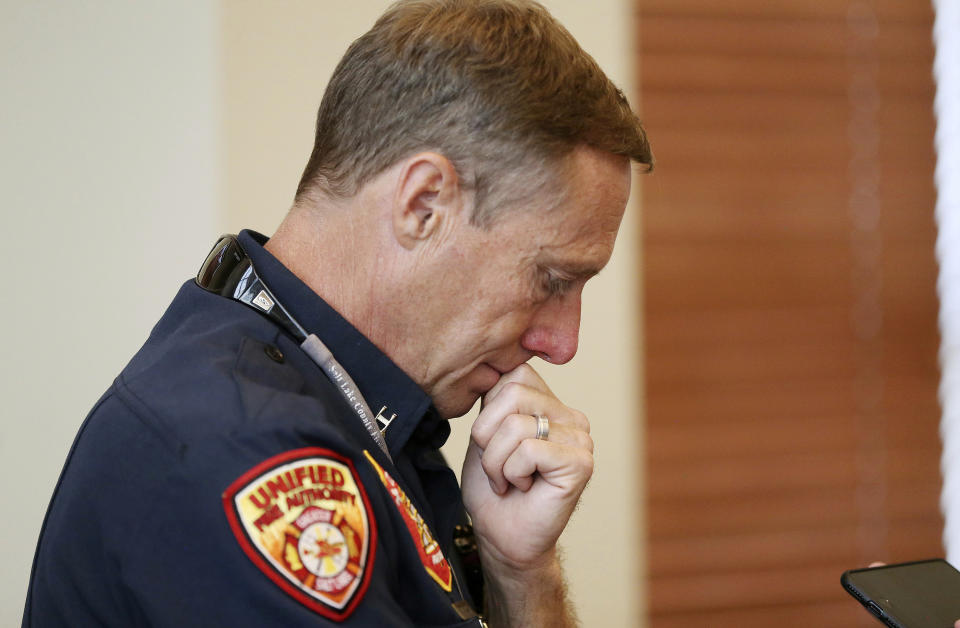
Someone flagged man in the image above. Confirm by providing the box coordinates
[24,0,651,625]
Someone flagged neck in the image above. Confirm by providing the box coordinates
[265,195,396,352]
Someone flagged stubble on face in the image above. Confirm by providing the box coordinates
[414,146,633,419]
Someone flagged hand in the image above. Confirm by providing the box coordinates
[460,363,594,572]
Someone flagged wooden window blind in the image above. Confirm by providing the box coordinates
[638,0,943,625]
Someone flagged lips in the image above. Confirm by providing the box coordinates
[484,363,505,375]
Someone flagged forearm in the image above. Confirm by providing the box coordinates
[481,548,579,628]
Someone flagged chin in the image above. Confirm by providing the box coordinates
[431,365,500,418]
[433,393,481,420]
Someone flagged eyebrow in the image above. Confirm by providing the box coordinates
[537,260,605,282]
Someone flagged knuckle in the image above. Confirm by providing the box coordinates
[579,451,595,476]
[470,421,489,447]
[503,413,527,436]
[569,408,589,432]
[518,437,538,456]
[512,362,536,378]
[513,363,549,390]
[479,450,500,477]
[514,363,541,387]
[503,469,532,491]
[499,381,534,406]
[511,363,534,378]
[579,432,595,454]
[501,380,525,397]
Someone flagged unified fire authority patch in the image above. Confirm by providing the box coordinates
[223,448,376,620]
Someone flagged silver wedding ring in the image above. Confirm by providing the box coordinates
[535,414,550,441]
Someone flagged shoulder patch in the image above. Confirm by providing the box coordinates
[223,448,376,620]
[363,450,452,592]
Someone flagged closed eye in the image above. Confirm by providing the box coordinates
[539,268,577,297]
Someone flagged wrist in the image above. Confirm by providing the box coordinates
[480,545,575,628]
[479,540,561,585]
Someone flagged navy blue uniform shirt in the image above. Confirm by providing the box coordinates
[24,231,482,627]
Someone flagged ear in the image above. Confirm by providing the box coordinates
[392,152,465,249]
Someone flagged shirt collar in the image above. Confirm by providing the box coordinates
[238,229,444,455]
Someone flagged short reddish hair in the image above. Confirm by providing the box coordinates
[296,0,652,224]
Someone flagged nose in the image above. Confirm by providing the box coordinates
[520,292,582,365]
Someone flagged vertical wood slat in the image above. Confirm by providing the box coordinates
[638,0,942,624]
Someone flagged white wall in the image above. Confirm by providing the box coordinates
[4,1,644,626]
[0,2,220,624]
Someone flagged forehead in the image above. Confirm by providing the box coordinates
[516,146,632,269]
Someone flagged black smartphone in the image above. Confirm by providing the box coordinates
[842,559,960,627]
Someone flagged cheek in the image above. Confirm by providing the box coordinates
[486,298,542,343]
[490,280,543,318]
[453,254,543,328]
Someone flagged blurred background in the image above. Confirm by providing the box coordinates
[0,0,947,626]
[641,1,943,626]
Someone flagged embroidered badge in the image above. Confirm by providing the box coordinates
[223,448,376,620]
[363,450,452,592]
